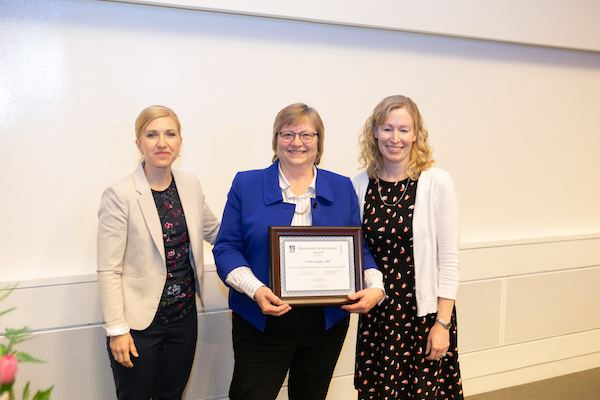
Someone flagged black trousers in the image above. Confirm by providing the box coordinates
[229,308,350,400]
[108,308,198,400]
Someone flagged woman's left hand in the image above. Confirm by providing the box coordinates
[425,323,450,361]
[341,288,384,314]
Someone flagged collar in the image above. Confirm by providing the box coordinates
[134,161,182,194]
[263,161,334,205]
[277,163,317,198]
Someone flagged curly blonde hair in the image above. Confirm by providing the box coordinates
[358,95,434,180]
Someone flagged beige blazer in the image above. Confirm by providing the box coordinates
[97,164,219,335]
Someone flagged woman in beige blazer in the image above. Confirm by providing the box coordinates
[97,105,219,400]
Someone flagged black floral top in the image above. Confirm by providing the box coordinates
[151,178,195,325]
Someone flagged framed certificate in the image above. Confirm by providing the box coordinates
[269,226,364,306]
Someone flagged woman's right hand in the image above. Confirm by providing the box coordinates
[109,333,139,368]
[255,286,291,317]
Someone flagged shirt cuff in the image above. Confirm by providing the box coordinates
[105,323,130,337]
[364,268,386,305]
[225,266,266,301]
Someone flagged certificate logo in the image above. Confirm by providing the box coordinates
[289,245,296,253]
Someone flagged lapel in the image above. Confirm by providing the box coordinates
[262,161,284,206]
[262,161,295,221]
[312,167,334,225]
[133,163,166,264]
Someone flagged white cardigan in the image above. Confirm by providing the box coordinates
[352,167,460,317]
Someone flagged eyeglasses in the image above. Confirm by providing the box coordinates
[278,131,319,143]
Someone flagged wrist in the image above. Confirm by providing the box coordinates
[105,323,130,337]
[251,284,267,301]
[435,317,452,330]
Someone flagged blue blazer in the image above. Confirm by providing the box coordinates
[213,161,377,331]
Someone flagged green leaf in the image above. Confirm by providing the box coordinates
[14,351,43,363]
[1,326,31,354]
[0,284,18,323]
[0,306,16,318]
[31,386,54,400]
[22,381,31,400]
[0,283,18,302]
[3,326,31,340]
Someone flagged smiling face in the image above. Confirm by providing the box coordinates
[374,107,417,172]
[136,116,182,173]
[276,120,319,174]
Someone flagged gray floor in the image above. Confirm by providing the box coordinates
[465,367,600,400]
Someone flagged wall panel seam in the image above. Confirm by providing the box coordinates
[23,309,233,334]
[461,328,600,354]
[460,264,600,283]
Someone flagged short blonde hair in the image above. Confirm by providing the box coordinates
[135,105,181,143]
[358,95,434,180]
[271,103,325,165]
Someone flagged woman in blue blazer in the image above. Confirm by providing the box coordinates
[213,103,384,400]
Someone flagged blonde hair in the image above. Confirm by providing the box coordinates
[358,95,434,180]
[135,105,181,143]
[271,103,325,165]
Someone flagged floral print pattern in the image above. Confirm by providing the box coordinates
[151,178,195,325]
[355,178,463,400]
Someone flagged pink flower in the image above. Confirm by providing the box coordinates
[164,222,174,229]
[167,249,175,258]
[0,354,18,384]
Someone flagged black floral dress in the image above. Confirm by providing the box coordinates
[355,178,463,400]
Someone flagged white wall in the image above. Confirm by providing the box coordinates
[1,0,599,398]
[121,0,600,51]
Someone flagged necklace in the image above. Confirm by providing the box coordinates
[377,178,411,207]
[283,191,312,215]
[294,202,310,215]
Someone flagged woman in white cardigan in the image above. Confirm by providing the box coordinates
[97,106,219,400]
[352,95,464,400]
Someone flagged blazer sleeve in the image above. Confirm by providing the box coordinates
[197,177,220,246]
[96,184,129,334]
[212,173,251,284]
